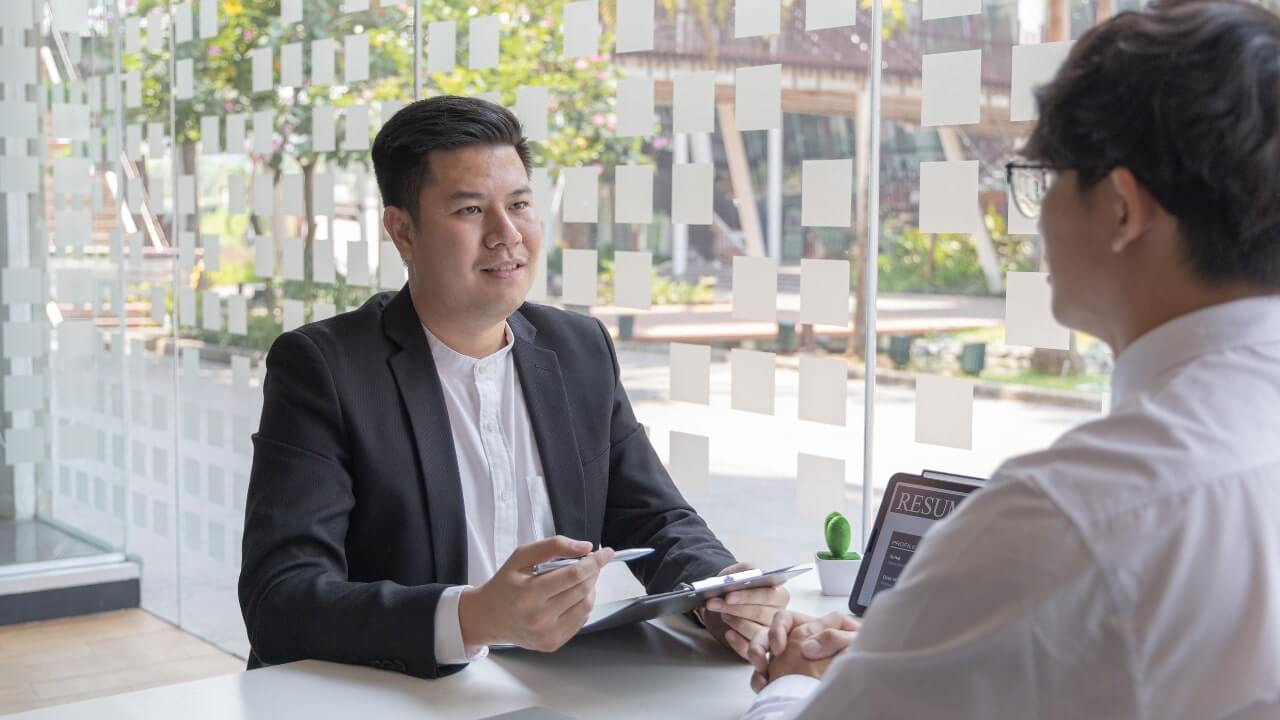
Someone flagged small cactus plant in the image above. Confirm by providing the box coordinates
[817,512,860,561]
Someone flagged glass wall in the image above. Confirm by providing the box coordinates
[0,0,1167,657]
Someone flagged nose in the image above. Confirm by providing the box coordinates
[483,208,523,251]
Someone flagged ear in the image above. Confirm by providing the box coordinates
[1106,168,1160,254]
[382,206,415,264]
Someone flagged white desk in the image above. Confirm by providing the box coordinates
[13,572,847,720]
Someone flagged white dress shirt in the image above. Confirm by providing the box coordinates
[746,296,1280,720]
[424,323,557,666]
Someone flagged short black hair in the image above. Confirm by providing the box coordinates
[371,95,532,219]
[1022,0,1280,287]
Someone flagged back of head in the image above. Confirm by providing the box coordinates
[1022,0,1280,287]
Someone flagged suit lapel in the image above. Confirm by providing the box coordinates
[510,311,588,543]
[382,289,468,586]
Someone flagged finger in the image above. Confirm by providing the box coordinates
[721,613,766,641]
[544,559,606,615]
[710,602,777,626]
[746,634,770,674]
[713,585,790,609]
[536,547,614,596]
[508,535,594,570]
[718,561,753,575]
[751,671,769,694]
[769,611,798,657]
[818,611,861,631]
[723,628,751,661]
[801,629,856,660]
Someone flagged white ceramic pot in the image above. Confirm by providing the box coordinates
[815,554,861,597]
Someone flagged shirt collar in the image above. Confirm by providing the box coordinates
[421,322,515,378]
[1110,295,1280,409]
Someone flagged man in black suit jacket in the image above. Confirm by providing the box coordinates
[238,96,790,679]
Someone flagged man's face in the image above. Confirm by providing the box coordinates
[397,144,540,327]
[1038,170,1120,338]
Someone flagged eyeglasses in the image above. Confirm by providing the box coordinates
[1006,162,1057,221]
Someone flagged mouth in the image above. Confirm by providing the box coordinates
[480,261,527,279]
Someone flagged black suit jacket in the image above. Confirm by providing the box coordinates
[238,288,736,679]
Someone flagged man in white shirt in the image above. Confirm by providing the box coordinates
[239,97,789,678]
[741,1,1280,717]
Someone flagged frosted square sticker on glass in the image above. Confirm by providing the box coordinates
[469,16,500,70]
[731,349,776,415]
[281,172,304,216]
[348,241,370,286]
[345,33,369,83]
[341,0,370,12]
[428,21,456,73]
[199,0,217,38]
[614,164,654,224]
[228,173,246,214]
[177,175,196,215]
[561,248,598,306]
[669,431,709,496]
[800,258,850,327]
[251,47,272,94]
[174,2,192,42]
[253,235,275,278]
[797,453,845,518]
[314,238,336,284]
[613,250,652,310]
[1005,271,1070,350]
[563,0,601,59]
[670,342,710,404]
[915,374,974,450]
[1011,42,1073,122]
[228,295,248,336]
[616,76,655,138]
[252,173,273,216]
[674,71,715,134]
[281,42,303,87]
[806,0,855,30]
[313,170,335,215]
[515,86,549,142]
[126,17,141,54]
[799,356,847,426]
[125,71,142,108]
[200,115,220,154]
[313,105,336,153]
[202,235,221,273]
[281,0,302,23]
[919,160,979,234]
[282,237,305,281]
[735,0,780,38]
[343,104,370,151]
[616,0,654,53]
[225,113,246,152]
[178,288,196,328]
[736,65,781,131]
[175,60,193,100]
[671,163,713,225]
[732,256,778,321]
[801,159,853,227]
[562,167,599,224]
[924,0,980,20]
[202,293,222,332]
[380,241,406,290]
[921,49,981,127]
[282,300,304,332]
[313,303,336,322]
[150,287,167,324]
[252,110,275,156]
[312,38,336,85]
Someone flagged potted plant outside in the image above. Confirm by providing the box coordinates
[816,512,862,597]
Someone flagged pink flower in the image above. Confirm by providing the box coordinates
[574,58,587,70]
[209,46,222,57]
[592,114,605,125]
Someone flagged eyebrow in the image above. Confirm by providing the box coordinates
[447,186,532,203]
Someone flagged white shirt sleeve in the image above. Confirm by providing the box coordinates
[741,476,1117,720]
[433,585,490,666]
[739,675,821,720]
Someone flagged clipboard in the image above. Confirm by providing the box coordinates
[575,564,811,636]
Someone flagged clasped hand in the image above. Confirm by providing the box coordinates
[746,610,860,692]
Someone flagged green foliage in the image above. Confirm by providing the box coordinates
[878,205,1039,295]
[596,259,716,306]
[821,512,859,560]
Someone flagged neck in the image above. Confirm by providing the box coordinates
[1108,281,1274,355]
[410,291,508,359]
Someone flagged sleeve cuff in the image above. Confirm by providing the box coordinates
[433,585,490,666]
[758,674,822,702]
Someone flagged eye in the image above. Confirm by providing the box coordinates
[457,206,481,216]
[512,201,530,211]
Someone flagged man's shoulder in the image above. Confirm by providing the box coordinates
[272,291,397,359]
[514,302,608,349]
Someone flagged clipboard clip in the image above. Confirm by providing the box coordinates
[684,568,763,592]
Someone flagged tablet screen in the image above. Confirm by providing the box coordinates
[849,474,980,616]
